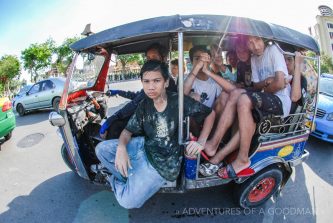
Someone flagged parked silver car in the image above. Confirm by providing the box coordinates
[15,77,65,116]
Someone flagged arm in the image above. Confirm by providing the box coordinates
[183,62,202,95]
[202,65,236,93]
[115,129,133,177]
[117,90,142,100]
[253,71,285,93]
[290,52,303,102]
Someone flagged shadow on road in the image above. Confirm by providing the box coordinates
[305,136,333,186]
[0,169,316,223]
[0,172,128,223]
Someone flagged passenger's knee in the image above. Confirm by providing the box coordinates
[237,94,252,110]
[95,140,117,159]
[95,142,106,159]
[229,89,243,103]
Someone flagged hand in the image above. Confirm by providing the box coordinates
[115,145,132,177]
[192,60,204,75]
[100,131,107,139]
[189,92,201,102]
[284,76,292,87]
[106,90,119,96]
[185,141,204,158]
[235,83,245,88]
[294,51,304,71]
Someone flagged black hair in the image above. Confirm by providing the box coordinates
[170,58,178,66]
[226,50,236,58]
[280,44,296,54]
[145,43,168,61]
[140,60,169,81]
[189,45,210,62]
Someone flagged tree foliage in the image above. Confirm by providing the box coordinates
[117,53,144,69]
[306,51,333,74]
[54,36,81,75]
[21,39,55,82]
[0,55,21,96]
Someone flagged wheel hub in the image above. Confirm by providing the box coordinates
[248,177,276,203]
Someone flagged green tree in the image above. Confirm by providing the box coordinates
[306,51,333,74]
[320,54,333,74]
[0,55,21,96]
[21,39,55,82]
[54,36,80,76]
[117,53,144,79]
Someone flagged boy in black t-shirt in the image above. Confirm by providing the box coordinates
[96,60,215,209]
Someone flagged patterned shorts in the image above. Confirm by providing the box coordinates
[244,91,283,122]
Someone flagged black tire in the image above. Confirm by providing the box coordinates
[61,144,76,172]
[4,131,12,141]
[53,97,61,112]
[16,104,25,116]
[234,166,284,208]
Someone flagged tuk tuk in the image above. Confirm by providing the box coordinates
[49,15,320,208]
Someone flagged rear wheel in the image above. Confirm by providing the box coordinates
[61,144,76,172]
[4,131,12,141]
[234,166,284,208]
[53,97,60,112]
[17,104,25,116]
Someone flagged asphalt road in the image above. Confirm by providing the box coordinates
[0,80,332,223]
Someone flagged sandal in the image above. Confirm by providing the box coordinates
[218,163,255,179]
[199,162,224,177]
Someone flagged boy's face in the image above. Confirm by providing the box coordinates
[284,55,295,75]
[247,36,265,56]
[227,53,238,68]
[236,45,250,62]
[171,64,179,77]
[142,70,168,100]
[146,49,162,61]
[192,50,210,70]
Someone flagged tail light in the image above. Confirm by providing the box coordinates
[2,101,12,112]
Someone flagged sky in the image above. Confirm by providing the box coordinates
[0,0,332,79]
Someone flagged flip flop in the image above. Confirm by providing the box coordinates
[218,163,255,179]
[200,150,211,161]
[199,162,224,177]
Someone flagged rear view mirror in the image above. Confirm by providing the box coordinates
[88,53,95,61]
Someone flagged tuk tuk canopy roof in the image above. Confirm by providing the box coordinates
[71,14,320,54]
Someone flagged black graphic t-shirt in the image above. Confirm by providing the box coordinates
[236,61,252,87]
[125,92,212,181]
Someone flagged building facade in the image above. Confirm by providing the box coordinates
[314,5,333,60]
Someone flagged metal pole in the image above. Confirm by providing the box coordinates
[312,55,321,131]
[274,42,318,60]
[178,32,184,145]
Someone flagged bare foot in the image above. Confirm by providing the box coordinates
[231,159,251,174]
[204,140,219,157]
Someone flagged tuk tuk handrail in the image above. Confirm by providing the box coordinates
[178,32,185,145]
[274,42,318,60]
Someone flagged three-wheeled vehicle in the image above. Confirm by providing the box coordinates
[49,15,320,208]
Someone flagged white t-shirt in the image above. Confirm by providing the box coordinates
[191,77,222,108]
[251,44,291,117]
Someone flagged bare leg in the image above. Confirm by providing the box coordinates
[214,91,229,117]
[204,89,245,156]
[231,94,255,173]
[209,131,240,165]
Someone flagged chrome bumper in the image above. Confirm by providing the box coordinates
[289,149,310,167]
